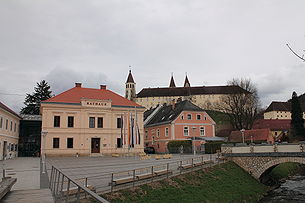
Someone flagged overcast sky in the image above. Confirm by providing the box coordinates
[1,0,305,112]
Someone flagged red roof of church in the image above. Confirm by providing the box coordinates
[43,84,142,108]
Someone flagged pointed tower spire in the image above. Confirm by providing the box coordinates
[126,69,135,83]
[125,69,136,101]
[184,73,190,87]
[169,73,176,88]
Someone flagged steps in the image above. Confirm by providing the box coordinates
[2,189,54,203]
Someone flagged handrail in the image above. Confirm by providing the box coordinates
[49,165,110,203]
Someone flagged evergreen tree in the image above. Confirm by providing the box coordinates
[290,91,305,139]
[21,80,53,115]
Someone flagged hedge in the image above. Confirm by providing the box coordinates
[167,140,192,153]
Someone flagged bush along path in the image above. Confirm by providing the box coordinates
[101,162,269,203]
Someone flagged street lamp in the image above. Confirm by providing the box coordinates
[240,129,245,144]
[41,131,48,174]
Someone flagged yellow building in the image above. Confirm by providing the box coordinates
[125,71,248,111]
[40,83,145,156]
[264,101,305,120]
[0,102,21,160]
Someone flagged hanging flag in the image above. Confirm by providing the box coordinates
[137,123,141,145]
[120,115,123,147]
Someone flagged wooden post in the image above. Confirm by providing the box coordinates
[180,160,182,174]
[167,163,169,179]
[60,174,64,200]
[133,169,135,188]
[111,173,114,193]
[151,166,154,183]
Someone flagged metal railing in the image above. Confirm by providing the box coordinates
[49,165,110,203]
[109,155,220,192]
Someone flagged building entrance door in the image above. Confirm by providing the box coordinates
[91,138,100,153]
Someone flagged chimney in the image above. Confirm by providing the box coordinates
[75,83,82,88]
[100,85,107,90]
[171,99,175,110]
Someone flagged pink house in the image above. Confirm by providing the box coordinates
[144,100,216,153]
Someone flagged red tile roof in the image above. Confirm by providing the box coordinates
[253,119,291,131]
[0,102,21,119]
[229,129,272,142]
[43,86,142,108]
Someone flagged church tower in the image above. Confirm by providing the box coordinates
[184,74,191,87]
[169,73,176,88]
[125,70,136,101]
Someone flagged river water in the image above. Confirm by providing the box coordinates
[259,176,305,203]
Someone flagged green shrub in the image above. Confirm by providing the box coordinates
[204,141,224,154]
[167,140,192,153]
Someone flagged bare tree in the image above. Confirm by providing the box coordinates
[216,78,260,130]
[286,43,305,62]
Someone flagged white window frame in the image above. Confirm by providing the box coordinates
[187,114,192,120]
[165,127,169,137]
[183,126,189,136]
[157,129,160,138]
[197,114,201,120]
[200,126,205,136]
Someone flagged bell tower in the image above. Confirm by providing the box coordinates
[125,70,136,101]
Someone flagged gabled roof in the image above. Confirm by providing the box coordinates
[137,85,249,98]
[265,101,305,113]
[42,86,142,108]
[253,119,291,131]
[0,102,21,119]
[229,129,271,142]
[126,70,135,83]
[145,100,205,127]
[169,76,176,88]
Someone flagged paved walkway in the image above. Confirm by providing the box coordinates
[0,157,54,203]
[2,189,54,203]
[1,157,40,190]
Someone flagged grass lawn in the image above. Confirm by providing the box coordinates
[101,162,268,203]
[269,162,301,180]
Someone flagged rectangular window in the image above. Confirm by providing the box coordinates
[10,121,12,131]
[187,114,192,120]
[89,117,95,128]
[98,117,103,128]
[145,130,148,139]
[53,138,59,148]
[54,116,60,127]
[14,123,16,132]
[117,138,122,148]
[197,115,201,120]
[67,138,73,148]
[157,129,160,138]
[10,143,14,151]
[117,117,122,128]
[14,144,18,151]
[6,119,8,130]
[67,116,74,128]
[184,127,189,136]
[200,127,205,136]
[165,128,169,137]
[0,117,2,128]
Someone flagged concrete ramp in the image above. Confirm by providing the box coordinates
[2,189,54,203]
